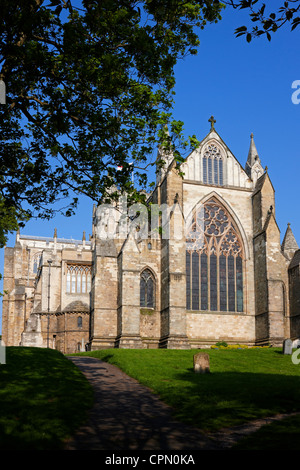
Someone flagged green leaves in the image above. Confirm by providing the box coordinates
[0,0,225,243]
[231,1,300,41]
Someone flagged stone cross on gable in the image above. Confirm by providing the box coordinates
[208,115,216,131]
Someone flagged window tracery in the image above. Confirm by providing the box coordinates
[140,269,155,308]
[203,144,224,185]
[32,253,42,274]
[66,264,91,294]
[186,198,244,312]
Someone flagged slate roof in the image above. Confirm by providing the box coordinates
[289,249,300,269]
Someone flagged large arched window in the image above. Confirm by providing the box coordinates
[140,269,155,308]
[186,198,244,312]
[203,144,223,185]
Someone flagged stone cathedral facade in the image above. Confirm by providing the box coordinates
[2,118,300,353]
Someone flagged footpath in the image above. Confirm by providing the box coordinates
[64,355,296,451]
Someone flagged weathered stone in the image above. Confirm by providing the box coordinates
[193,353,210,374]
[2,121,300,353]
[283,338,293,355]
[20,314,44,348]
[0,340,6,364]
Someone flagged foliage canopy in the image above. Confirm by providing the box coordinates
[0,0,223,239]
[0,0,299,245]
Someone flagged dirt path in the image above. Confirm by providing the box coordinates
[64,355,297,451]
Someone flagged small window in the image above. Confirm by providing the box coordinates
[140,269,155,308]
[78,316,82,328]
[33,260,38,274]
[32,253,42,274]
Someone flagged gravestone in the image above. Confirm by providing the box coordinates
[0,339,6,364]
[283,338,293,355]
[193,353,210,373]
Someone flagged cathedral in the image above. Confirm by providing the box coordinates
[2,118,300,353]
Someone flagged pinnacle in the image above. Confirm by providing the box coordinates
[281,222,299,259]
[247,132,259,167]
[245,132,263,179]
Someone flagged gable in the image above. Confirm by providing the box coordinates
[180,130,252,190]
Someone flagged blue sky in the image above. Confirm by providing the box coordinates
[1,2,299,332]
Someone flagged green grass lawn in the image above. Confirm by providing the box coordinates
[0,347,94,450]
[232,413,300,450]
[2,346,300,450]
[75,347,300,442]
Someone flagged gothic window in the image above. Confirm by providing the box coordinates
[186,198,244,313]
[203,144,224,186]
[32,253,42,274]
[140,269,155,308]
[66,264,92,294]
[77,316,82,328]
[33,259,38,274]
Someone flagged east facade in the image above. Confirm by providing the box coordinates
[2,119,300,353]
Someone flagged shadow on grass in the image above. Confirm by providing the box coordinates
[148,365,300,432]
[0,347,94,450]
[73,348,300,433]
[232,413,300,450]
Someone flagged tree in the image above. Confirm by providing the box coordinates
[1,1,298,246]
[0,196,27,248]
[223,1,300,41]
[0,0,223,244]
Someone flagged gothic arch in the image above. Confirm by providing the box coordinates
[185,191,249,260]
[185,195,246,313]
[140,267,156,309]
[200,139,227,186]
[140,265,157,282]
[32,251,43,274]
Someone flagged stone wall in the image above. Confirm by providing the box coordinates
[89,240,118,349]
[186,312,255,347]
[2,233,92,354]
[3,130,299,351]
[289,261,300,339]
[252,173,290,346]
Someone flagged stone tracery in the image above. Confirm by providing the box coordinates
[186,198,244,312]
[140,268,155,308]
[66,264,92,294]
[202,144,224,185]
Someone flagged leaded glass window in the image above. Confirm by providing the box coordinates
[186,198,244,312]
[203,144,224,186]
[32,253,42,274]
[140,269,155,308]
[66,264,92,294]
